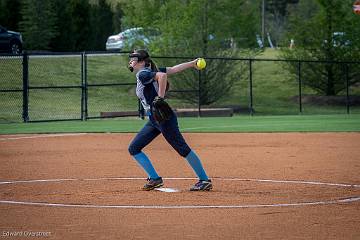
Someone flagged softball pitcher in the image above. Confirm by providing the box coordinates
[127,49,212,191]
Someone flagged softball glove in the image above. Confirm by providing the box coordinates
[152,96,172,122]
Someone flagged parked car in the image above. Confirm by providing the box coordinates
[106,27,160,51]
[0,25,23,54]
[332,32,351,47]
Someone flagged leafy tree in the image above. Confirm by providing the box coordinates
[50,0,92,51]
[264,0,299,47]
[121,0,163,29]
[49,0,76,51]
[50,0,116,51]
[266,0,299,17]
[122,0,258,106]
[20,0,57,50]
[67,0,92,51]
[88,0,114,50]
[112,2,124,34]
[280,0,360,96]
[16,0,120,51]
[0,0,22,30]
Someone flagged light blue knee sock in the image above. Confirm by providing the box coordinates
[185,150,209,181]
[133,152,160,179]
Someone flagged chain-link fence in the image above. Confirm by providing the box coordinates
[85,53,139,119]
[27,54,83,121]
[0,52,359,123]
[0,55,23,123]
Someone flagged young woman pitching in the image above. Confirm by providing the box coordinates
[127,49,212,191]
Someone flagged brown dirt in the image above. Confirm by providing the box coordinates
[0,133,359,240]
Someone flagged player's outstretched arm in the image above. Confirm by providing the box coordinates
[166,59,199,75]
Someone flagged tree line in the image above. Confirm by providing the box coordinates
[0,0,304,51]
[0,0,122,51]
[1,0,359,98]
[121,0,359,98]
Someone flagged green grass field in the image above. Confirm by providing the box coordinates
[0,114,359,134]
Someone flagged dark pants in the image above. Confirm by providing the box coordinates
[128,112,191,157]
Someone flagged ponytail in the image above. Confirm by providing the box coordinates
[149,59,159,72]
[147,58,168,91]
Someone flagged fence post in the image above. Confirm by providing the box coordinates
[22,51,29,122]
[297,61,302,114]
[83,52,88,120]
[249,59,254,116]
[81,52,85,121]
[345,63,350,114]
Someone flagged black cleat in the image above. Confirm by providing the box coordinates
[142,177,164,191]
[190,179,213,191]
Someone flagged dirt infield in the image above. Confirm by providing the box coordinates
[0,133,359,239]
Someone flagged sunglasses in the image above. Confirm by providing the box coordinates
[129,57,138,62]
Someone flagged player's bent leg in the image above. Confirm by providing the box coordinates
[128,121,162,190]
[185,150,209,181]
[159,115,212,191]
[185,150,212,191]
[128,121,161,155]
[158,113,192,157]
[132,152,160,180]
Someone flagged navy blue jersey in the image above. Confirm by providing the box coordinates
[136,67,166,113]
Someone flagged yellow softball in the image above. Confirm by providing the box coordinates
[196,58,206,70]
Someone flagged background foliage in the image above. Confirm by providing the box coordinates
[280,0,360,96]
[1,0,122,51]
[0,0,359,103]
[121,0,260,105]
